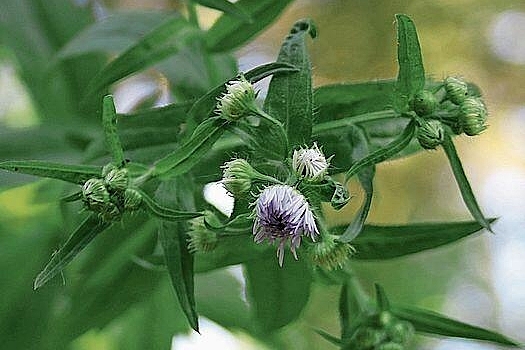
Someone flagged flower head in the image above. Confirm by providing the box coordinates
[187,216,218,253]
[444,76,468,105]
[416,119,445,149]
[308,234,355,270]
[292,143,329,182]
[216,75,256,121]
[221,158,254,196]
[253,184,319,266]
[459,97,488,136]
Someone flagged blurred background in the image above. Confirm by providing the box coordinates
[1,0,524,349]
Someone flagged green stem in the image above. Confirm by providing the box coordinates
[185,0,199,28]
[313,109,401,134]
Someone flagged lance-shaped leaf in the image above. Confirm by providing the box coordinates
[86,16,197,97]
[263,19,317,151]
[138,189,203,221]
[156,181,199,332]
[394,14,425,111]
[192,0,251,22]
[442,133,492,232]
[344,119,416,183]
[102,95,125,167]
[151,117,227,179]
[332,219,495,260]
[338,127,375,243]
[205,0,293,52]
[0,160,100,184]
[391,305,521,347]
[34,214,111,290]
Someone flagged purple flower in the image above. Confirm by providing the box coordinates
[253,185,319,266]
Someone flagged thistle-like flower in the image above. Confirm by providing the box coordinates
[253,184,319,266]
[216,75,256,121]
[292,143,329,182]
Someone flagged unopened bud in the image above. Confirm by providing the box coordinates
[187,217,218,253]
[417,119,445,149]
[387,320,415,345]
[309,234,355,270]
[82,178,110,211]
[221,158,254,196]
[460,97,488,136]
[351,327,386,348]
[411,90,437,116]
[377,342,404,350]
[216,75,256,121]
[124,188,143,211]
[444,76,468,104]
[104,167,129,192]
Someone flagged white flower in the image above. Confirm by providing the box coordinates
[292,143,329,181]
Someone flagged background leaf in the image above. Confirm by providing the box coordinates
[0,160,100,185]
[192,0,251,21]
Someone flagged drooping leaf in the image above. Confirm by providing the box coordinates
[86,16,197,97]
[192,0,251,22]
[344,119,416,183]
[205,0,293,52]
[442,133,492,232]
[0,160,100,185]
[262,19,317,153]
[332,219,495,260]
[391,305,521,347]
[394,14,425,111]
[34,214,111,290]
[244,253,312,333]
[102,95,126,167]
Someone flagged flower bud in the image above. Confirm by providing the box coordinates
[216,75,256,121]
[124,188,143,211]
[351,327,386,348]
[187,217,218,253]
[377,342,404,350]
[410,90,437,116]
[82,178,110,211]
[309,234,355,270]
[221,158,254,196]
[99,202,122,222]
[104,167,129,192]
[444,76,468,104]
[460,97,488,136]
[416,119,445,149]
[387,320,415,345]
[292,143,330,182]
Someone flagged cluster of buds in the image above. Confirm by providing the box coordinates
[81,164,142,221]
[350,311,414,350]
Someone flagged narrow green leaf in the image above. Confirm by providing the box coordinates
[333,219,495,260]
[118,100,193,129]
[193,0,251,21]
[205,0,293,52]
[0,160,100,184]
[315,329,343,346]
[395,14,425,109]
[442,133,492,232]
[263,19,317,150]
[391,305,521,347]
[139,190,203,221]
[244,253,312,333]
[338,127,375,242]
[102,95,125,167]
[344,120,416,183]
[34,214,111,290]
[339,284,351,340]
[151,117,227,178]
[374,283,390,312]
[86,16,197,97]
[156,180,199,332]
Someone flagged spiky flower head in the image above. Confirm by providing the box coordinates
[187,217,218,253]
[82,178,110,211]
[460,97,488,136]
[253,184,319,266]
[292,143,329,182]
[104,167,129,192]
[124,188,143,211]
[216,74,256,121]
[221,158,254,196]
[416,119,445,149]
[309,234,355,270]
[444,76,468,104]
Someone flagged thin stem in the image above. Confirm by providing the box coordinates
[185,0,199,28]
[313,109,401,134]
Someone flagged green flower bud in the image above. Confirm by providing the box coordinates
[417,119,445,149]
[377,342,404,350]
[387,320,415,345]
[101,163,117,178]
[460,97,488,136]
[216,74,257,121]
[124,188,143,211]
[104,167,129,192]
[444,76,468,104]
[221,158,254,196]
[99,202,122,222]
[82,178,110,211]
[187,217,218,253]
[292,143,330,182]
[351,327,386,348]
[379,311,394,327]
[410,90,437,116]
[309,234,355,270]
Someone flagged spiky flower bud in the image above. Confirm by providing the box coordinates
[221,158,254,196]
[253,185,319,266]
[124,188,143,211]
[309,234,355,270]
[104,167,129,192]
[82,178,110,211]
[460,97,488,136]
[444,76,468,104]
[292,143,329,182]
[411,90,437,116]
[387,320,415,345]
[216,75,256,121]
[187,217,218,253]
[416,119,445,149]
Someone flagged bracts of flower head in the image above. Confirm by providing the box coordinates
[292,143,330,182]
[253,184,319,266]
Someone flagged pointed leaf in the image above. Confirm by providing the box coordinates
[333,219,495,260]
[193,0,251,21]
[34,214,111,289]
[395,14,425,110]
[391,305,521,347]
[86,16,197,97]
[139,190,203,221]
[0,160,100,185]
[344,119,416,183]
[205,0,293,52]
[102,95,125,167]
[442,133,492,232]
[263,19,317,151]
[374,283,390,312]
